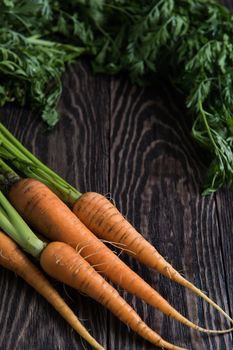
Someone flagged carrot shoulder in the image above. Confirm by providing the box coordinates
[7,177,229,334]
[0,231,104,350]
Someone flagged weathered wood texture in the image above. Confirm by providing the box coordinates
[0,1,233,349]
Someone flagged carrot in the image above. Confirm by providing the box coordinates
[0,191,187,350]
[0,123,232,331]
[72,191,233,322]
[0,231,104,350]
[7,177,233,334]
[40,240,187,350]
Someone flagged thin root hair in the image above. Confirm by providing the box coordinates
[89,262,107,274]
[80,333,88,350]
[100,239,127,247]
[75,240,96,253]
[103,192,116,206]
[82,250,105,261]
[75,241,104,257]
[100,239,136,255]
[62,283,75,302]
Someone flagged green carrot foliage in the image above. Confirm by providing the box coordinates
[1,0,233,193]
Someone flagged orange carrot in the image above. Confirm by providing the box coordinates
[40,240,187,350]
[7,177,233,334]
[72,191,233,322]
[0,122,232,328]
[0,230,104,350]
[0,190,186,350]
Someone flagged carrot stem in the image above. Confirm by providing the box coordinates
[0,207,19,238]
[0,157,18,175]
[0,190,46,257]
[0,123,81,204]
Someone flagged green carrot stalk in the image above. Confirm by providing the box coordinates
[0,123,81,204]
[0,190,46,257]
[0,159,44,257]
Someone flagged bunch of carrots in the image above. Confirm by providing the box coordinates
[0,122,232,350]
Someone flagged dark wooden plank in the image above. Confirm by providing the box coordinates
[107,1,233,348]
[1,1,233,349]
[0,66,232,350]
[215,188,233,339]
[108,76,232,349]
[0,62,110,350]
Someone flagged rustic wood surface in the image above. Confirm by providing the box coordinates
[0,1,233,349]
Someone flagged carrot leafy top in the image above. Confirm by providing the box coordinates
[1,1,233,193]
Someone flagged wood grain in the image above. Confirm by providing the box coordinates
[0,1,233,349]
[107,76,232,350]
[0,62,110,350]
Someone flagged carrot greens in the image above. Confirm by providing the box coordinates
[0,124,81,204]
[1,0,233,193]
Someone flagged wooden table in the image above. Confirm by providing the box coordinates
[0,2,233,349]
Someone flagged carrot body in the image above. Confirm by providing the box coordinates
[0,231,104,350]
[72,191,233,323]
[7,178,222,334]
[40,241,186,350]
[73,192,182,274]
